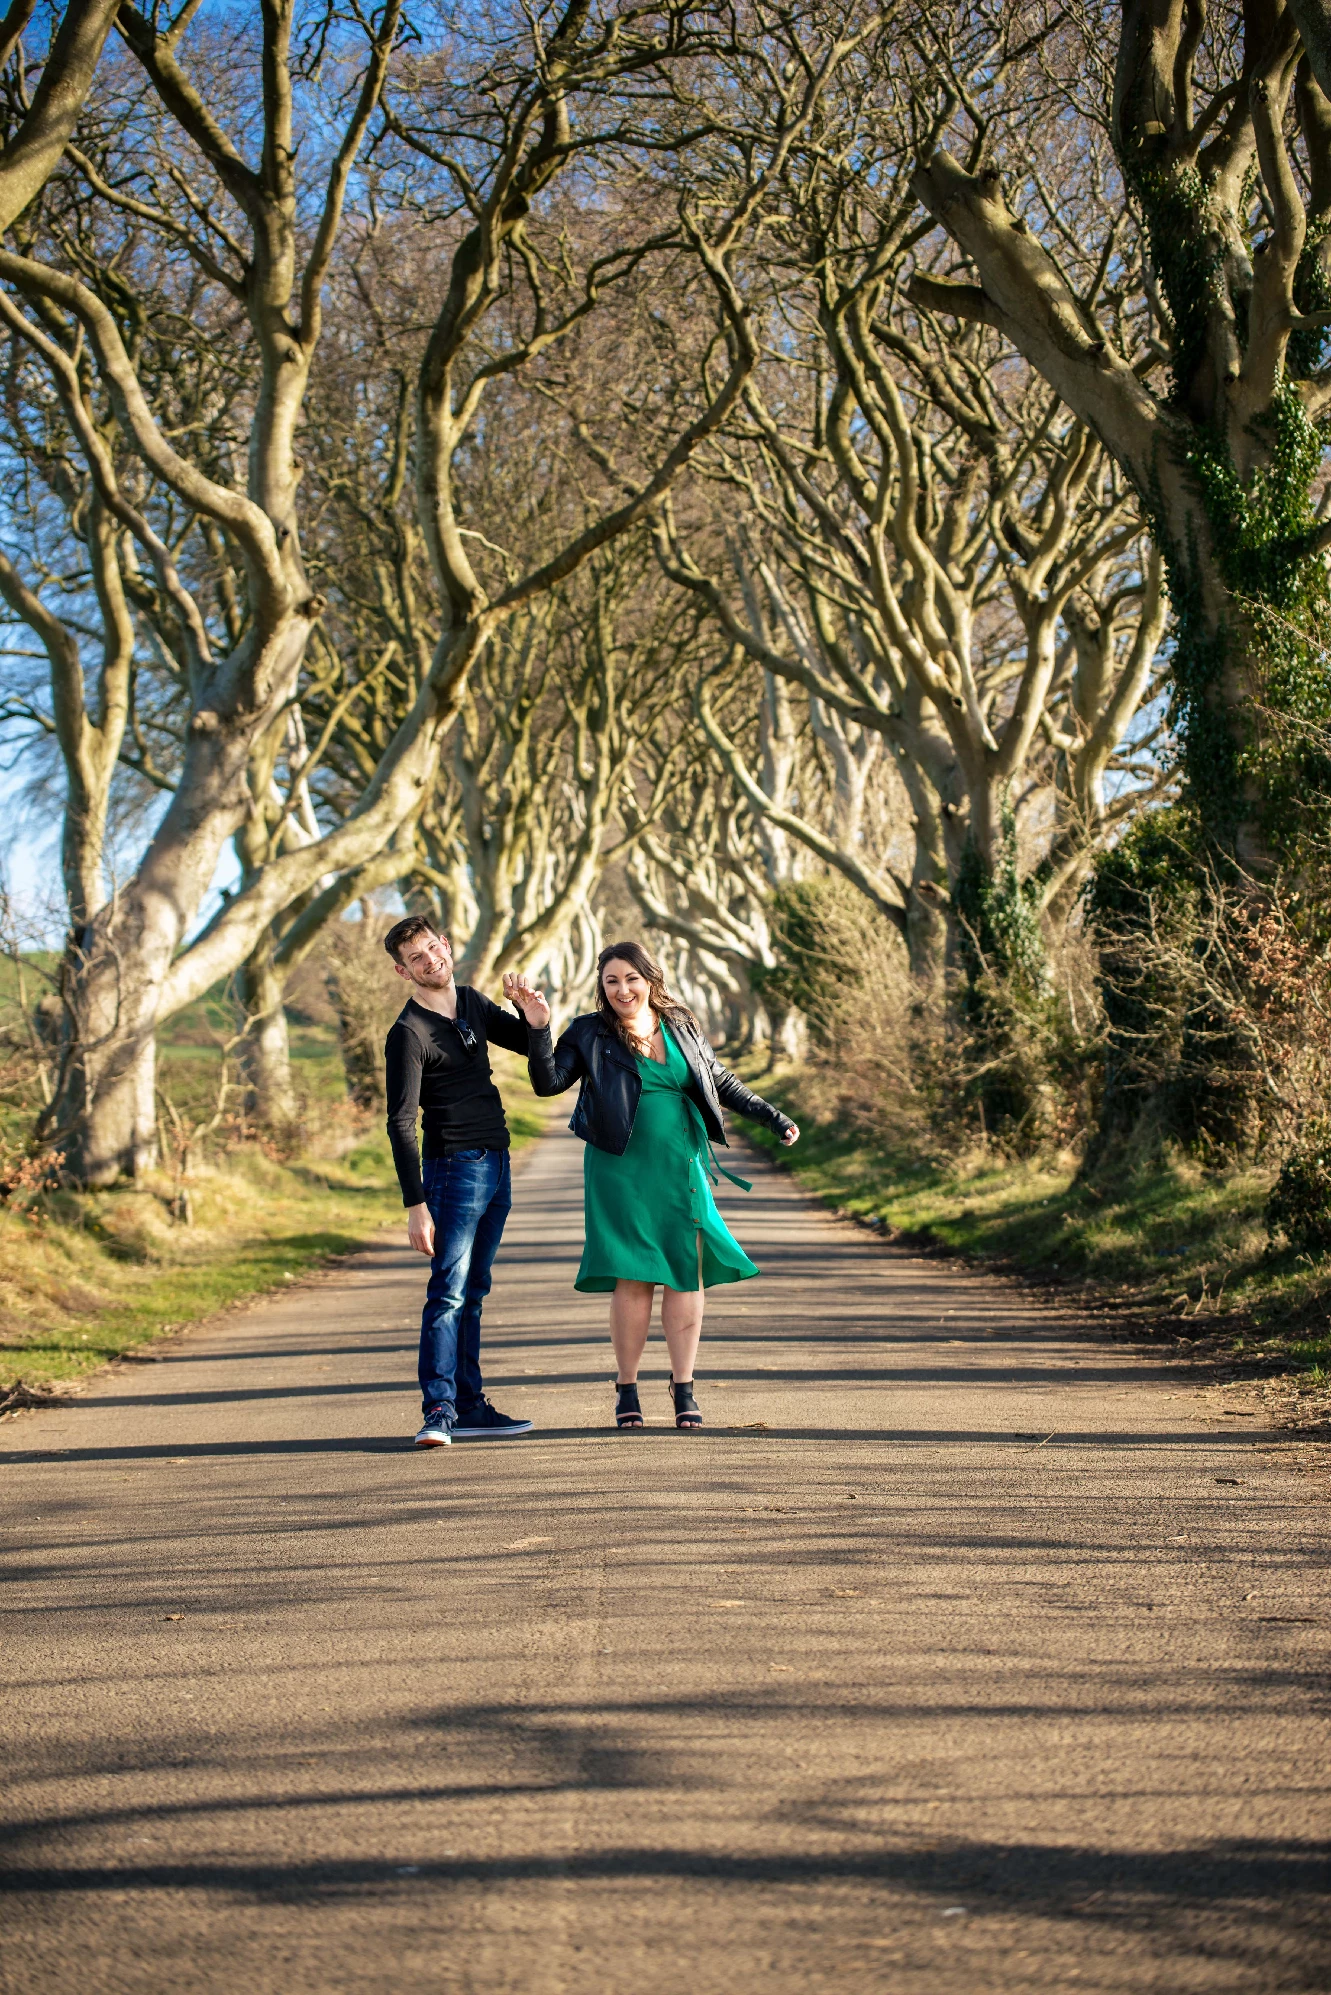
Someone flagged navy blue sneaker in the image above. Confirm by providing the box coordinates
[451,1397,533,1439]
[415,1404,454,1448]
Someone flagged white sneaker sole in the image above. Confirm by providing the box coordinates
[414,1431,452,1447]
[451,1422,534,1439]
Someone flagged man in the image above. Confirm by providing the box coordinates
[383,915,550,1447]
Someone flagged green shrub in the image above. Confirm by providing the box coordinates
[1267,1123,1331,1255]
[756,870,1102,1161]
[750,877,876,1042]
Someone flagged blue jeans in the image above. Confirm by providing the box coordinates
[418,1148,512,1417]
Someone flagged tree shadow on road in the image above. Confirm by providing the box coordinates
[1,1422,1269,1463]
[1,1832,1326,1990]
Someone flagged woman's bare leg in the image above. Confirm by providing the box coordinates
[661,1281,704,1385]
[610,1279,654,1383]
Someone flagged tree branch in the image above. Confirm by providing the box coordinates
[0,0,121,234]
[695,684,908,935]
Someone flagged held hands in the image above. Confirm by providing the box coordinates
[502,970,551,1028]
[407,1202,435,1257]
[782,1123,800,1147]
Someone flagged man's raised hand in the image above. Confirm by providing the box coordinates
[502,971,551,1028]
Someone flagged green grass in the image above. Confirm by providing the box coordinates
[739,1058,1331,1382]
[0,1137,402,1394]
[155,984,349,1124]
[0,1044,551,1397]
[0,964,351,1147]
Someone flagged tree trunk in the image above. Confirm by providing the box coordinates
[72,1038,158,1185]
[1149,494,1283,875]
[39,731,257,1179]
[44,944,158,1185]
[760,998,803,1066]
[238,942,298,1129]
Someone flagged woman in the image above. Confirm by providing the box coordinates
[503,942,799,1431]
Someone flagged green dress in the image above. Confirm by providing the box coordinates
[576,1021,759,1294]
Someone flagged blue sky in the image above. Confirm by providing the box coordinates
[0,761,243,948]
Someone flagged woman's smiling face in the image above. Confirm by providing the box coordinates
[601,959,651,1016]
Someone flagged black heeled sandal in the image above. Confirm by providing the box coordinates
[669,1377,702,1430]
[615,1381,644,1429]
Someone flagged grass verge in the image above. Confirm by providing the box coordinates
[1,1053,550,1400]
[739,1057,1330,1402]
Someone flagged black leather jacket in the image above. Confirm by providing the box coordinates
[526,1010,795,1156]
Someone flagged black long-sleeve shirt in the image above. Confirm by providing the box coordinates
[384,988,530,1206]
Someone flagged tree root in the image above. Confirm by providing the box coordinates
[0,1381,68,1417]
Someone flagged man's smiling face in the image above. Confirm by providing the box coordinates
[395,929,455,991]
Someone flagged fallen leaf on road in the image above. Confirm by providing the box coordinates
[503,1536,552,1551]
[770,1664,794,1672]
[163,1614,183,1622]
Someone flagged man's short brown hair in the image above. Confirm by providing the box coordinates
[383,914,445,964]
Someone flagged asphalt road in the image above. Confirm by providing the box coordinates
[2,1127,1329,1994]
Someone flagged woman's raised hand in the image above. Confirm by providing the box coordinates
[502,970,551,1028]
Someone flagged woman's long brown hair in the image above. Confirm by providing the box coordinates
[595,940,697,1057]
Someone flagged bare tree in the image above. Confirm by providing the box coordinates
[0,0,406,1172]
[694,656,914,933]
[0,0,122,231]
[0,0,163,954]
[655,15,1169,978]
[910,1,1331,874]
[622,673,826,1049]
[0,0,866,1180]
[449,549,692,993]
